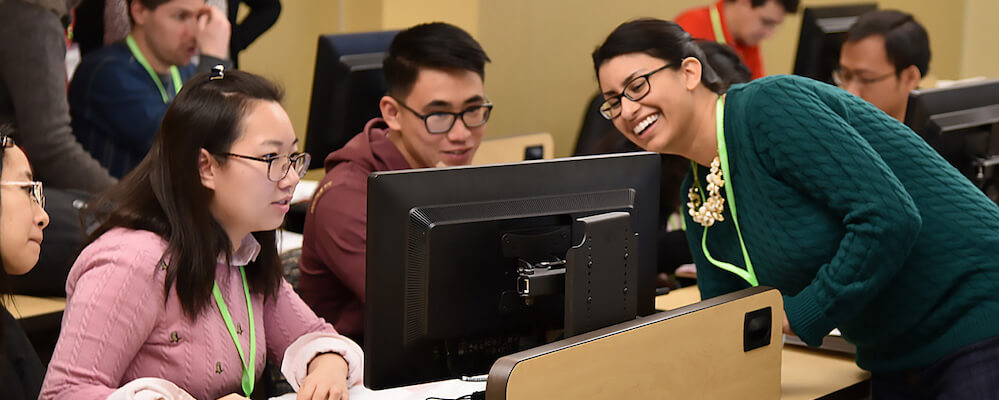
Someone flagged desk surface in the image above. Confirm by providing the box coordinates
[4,295,66,320]
[657,286,870,400]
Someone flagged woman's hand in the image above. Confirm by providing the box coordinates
[297,353,350,400]
[782,311,796,336]
[216,394,249,400]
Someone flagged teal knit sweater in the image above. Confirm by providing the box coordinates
[683,75,999,373]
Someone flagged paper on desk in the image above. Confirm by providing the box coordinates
[277,230,304,255]
[292,180,319,204]
[269,379,486,400]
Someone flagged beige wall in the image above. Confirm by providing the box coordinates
[961,0,999,79]
[381,0,479,36]
[237,1,341,146]
[238,0,993,156]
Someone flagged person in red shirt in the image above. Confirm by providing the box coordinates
[676,0,799,79]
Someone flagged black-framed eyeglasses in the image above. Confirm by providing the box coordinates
[832,68,896,88]
[394,97,493,134]
[1,180,44,208]
[0,136,14,149]
[219,152,312,182]
[599,64,672,120]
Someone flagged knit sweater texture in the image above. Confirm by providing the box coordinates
[683,75,999,373]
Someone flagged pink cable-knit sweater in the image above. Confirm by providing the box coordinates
[41,228,363,400]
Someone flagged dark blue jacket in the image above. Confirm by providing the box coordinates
[68,42,197,178]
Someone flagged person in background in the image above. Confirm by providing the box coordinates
[0,0,115,191]
[227,0,281,68]
[0,134,53,400]
[838,9,930,122]
[675,0,799,79]
[298,22,491,345]
[69,0,232,178]
[42,69,361,400]
[593,18,999,398]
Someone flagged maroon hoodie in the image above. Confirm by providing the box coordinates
[298,118,411,341]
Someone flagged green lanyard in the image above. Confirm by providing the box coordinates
[709,4,728,45]
[691,96,758,286]
[212,266,256,397]
[125,34,182,103]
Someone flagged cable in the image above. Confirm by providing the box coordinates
[426,390,486,400]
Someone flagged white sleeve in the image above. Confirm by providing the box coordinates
[105,377,196,400]
[280,331,365,390]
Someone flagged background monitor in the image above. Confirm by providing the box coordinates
[905,79,999,200]
[304,30,399,169]
[793,3,877,85]
[364,152,661,389]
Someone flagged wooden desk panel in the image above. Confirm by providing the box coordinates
[489,287,783,400]
[656,286,871,400]
[4,295,66,319]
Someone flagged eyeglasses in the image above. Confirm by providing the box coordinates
[394,97,493,134]
[219,152,312,182]
[0,136,13,149]
[599,64,672,120]
[1,181,45,208]
[832,69,896,87]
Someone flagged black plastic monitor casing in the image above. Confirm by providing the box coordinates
[364,153,661,389]
[305,30,399,169]
[793,3,877,85]
[905,79,999,199]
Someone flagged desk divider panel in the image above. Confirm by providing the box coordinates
[486,287,783,399]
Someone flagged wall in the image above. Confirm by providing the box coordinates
[479,0,968,157]
[237,0,992,156]
[961,0,999,79]
[237,1,343,145]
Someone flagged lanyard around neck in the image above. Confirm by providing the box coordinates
[693,96,758,287]
[212,265,256,398]
[709,4,728,45]
[125,34,182,104]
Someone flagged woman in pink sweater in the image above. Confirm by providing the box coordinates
[41,68,362,400]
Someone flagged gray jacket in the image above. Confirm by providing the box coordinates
[0,0,115,192]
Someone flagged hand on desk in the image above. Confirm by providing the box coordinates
[782,311,797,337]
[298,353,351,400]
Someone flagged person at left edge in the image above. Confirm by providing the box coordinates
[69,0,233,178]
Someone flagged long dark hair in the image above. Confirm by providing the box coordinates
[83,70,286,318]
[592,18,727,95]
[0,129,8,348]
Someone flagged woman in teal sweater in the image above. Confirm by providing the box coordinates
[592,18,999,398]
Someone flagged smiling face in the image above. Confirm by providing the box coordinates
[598,53,701,154]
[381,68,487,168]
[201,100,300,245]
[0,147,50,275]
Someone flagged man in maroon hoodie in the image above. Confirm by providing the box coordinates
[298,22,492,345]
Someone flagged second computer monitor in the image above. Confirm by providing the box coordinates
[905,79,999,200]
[793,3,877,85]
[364,152,661,389]
[304,30,398,169]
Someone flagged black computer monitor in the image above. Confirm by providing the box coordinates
[304,30,399,169]
[905,79,999,199]
[364,153,661,389]
[793,3,877,85]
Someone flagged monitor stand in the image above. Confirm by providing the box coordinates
[509,211,639,338]
[564,212,638,337]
